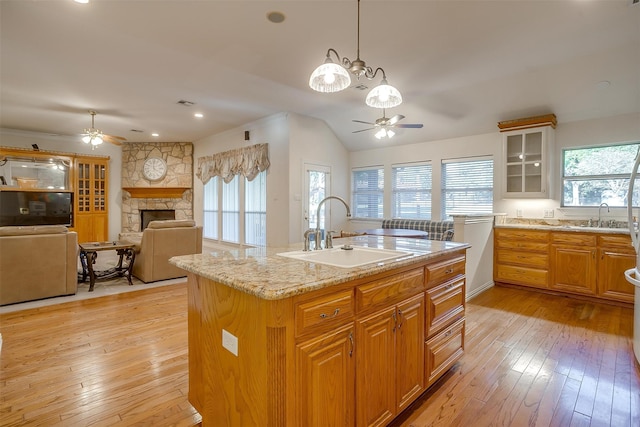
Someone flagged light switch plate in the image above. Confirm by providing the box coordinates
[222,329,238,356]
[543,209,554,218]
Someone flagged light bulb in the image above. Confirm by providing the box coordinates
[82,136,91,144]
[387,129,395,138]
[324,72,336,84]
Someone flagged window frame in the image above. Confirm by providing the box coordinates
[203,170,267,246]
[561,142,640,208]
[351,166,384,219]
[441,156,494,220]
[391,161,432,220]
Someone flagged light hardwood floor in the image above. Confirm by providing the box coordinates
[1,283,638,426]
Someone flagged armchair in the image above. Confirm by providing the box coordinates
[0,225,78,305]
[126,220,202,283]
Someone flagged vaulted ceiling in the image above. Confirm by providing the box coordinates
[1,0,639,151]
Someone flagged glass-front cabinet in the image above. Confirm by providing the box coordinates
[0,151,71,190]
[499,115,556,198]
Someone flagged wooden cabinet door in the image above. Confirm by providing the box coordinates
[74,157,108,242]
[395,294,425,413]
[356,306,396,427]
[551,245,597,295]
[598,248,636,303]
[297,324,355,427]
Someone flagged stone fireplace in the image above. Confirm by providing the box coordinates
[120,142,193,233]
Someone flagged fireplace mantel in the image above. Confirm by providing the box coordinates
[123,187,190,199]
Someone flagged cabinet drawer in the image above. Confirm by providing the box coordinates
[426,278,465,338]
[598,234,633,250]
[425,318,464,386]
[495,228,549,242]
[495,239,549,252]
[295,289,354,336]
[425,255,465,288]
[355,268,424,312]
[496,249,548,268]
[495,264,548,288]
[551,232,596,246]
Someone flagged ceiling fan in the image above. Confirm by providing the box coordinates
[352,109,423,139]
[81,110,126,147]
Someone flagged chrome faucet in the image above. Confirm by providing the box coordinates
[598,202,610,228]
[315,196,351,250]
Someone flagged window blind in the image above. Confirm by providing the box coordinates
[352,167,384,219]
[442,157,493,219]
[392,162,432,219]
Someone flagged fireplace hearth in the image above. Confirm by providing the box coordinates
[140,209,175,230]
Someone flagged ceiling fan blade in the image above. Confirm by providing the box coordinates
[352,127,376,133]
[388,115,405,125]
[394,124,424,129]
[103,134,125,145]
[352,120,376,125]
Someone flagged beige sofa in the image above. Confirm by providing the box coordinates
[0,225,78,306]
[124,220,202,283]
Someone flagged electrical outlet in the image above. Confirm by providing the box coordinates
[516,209,523,218]
[222,329,238,356]
[543,209,554,218]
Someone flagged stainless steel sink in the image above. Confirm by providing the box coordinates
[277,245,412,268]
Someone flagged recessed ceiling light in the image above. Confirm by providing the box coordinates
[151,133,159,137]
[194,113,204,118]
[74,0,89,3]
[595,80,611,90]
[267,11,285,24]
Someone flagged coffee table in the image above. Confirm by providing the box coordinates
[79,241,136,292]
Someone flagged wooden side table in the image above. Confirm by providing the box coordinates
[79,241,136,291]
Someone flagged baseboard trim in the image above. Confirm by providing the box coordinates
[466,280,494,301]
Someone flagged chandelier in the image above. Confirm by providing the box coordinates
[82,110,104,147]
[309,0,402,109]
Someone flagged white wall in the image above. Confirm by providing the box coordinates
[287,113,350,242]
[350,131,500,224]
[192,113,290,247]
[349,112,640,223]
[192,112,349,246]
[0,129,123,240]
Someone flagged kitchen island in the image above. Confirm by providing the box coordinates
[170,236,470,427]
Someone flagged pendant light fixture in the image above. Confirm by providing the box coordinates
[309,0,402,109]
[82,110,104,147]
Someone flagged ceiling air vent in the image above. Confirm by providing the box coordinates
[177,100,196,107]
[130,129,144,133]
[631,0,639,6]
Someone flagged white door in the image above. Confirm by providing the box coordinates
[304,164,331,235]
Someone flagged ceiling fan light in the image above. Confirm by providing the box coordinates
[82,135,91,144]
[375,128,386,139]
[91,136,103,145]
[366,79,402,109]
[309,60,351,93]
[387,129,395,138]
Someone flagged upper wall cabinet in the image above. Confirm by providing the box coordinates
[498,114,556,199]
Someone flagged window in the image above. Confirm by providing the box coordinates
[203,176,219,240]
[562,142,640,207]
[442,157,494,219]
[245,170,267,246]
[352,167,384,219]
[222,176,239,242]
[203,170,267,245]
[392,162,432,219]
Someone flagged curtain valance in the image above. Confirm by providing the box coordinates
[196,143,270,184]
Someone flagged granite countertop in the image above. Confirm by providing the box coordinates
[494,223,631,235]
[169,236,470,301]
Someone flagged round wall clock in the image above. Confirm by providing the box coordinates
[142,157,167,181]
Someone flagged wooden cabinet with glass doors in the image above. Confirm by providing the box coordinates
[73,156,109,243]
[498,114,556,198]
